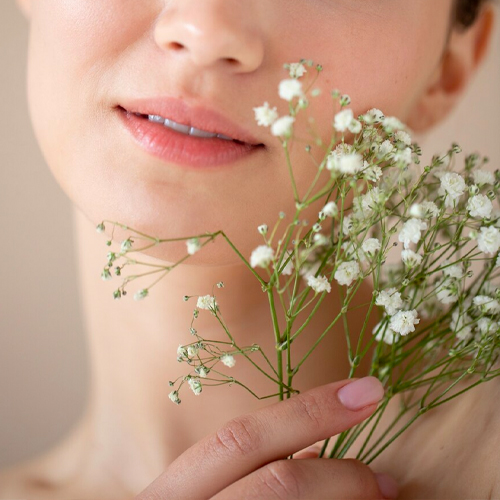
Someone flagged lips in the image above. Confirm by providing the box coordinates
[116,96,265,147]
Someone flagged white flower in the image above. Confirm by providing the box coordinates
[372,320,399,345]
[134,289,149,301]
[398,218,428,249]
[195,366,209,378]
[307,274,332,294]
[473,295,500,314]
[442,260,464,279]
[353,187,386,219]
[477,226,500,255]
[313,233,330,246]
[439,172,467,207]
[334,109,354,132]
[401,249,423,268]
[278,78,305,101]
[364,108,385,124]
[348,119,362,134]
[334,260,361,287]
[188,377,202,395]
[257,224,268,235]
[320,201,338,218]
[187,345,199,358]
[221,353,236,368]
[451,309,473,342]
[253,101,279,127]
[473,169,494,186]
[378,140,395,157]
[375,288,404,316]
[342,213,354,236]
[420,201,440,218]
[271,116,295,138]
[197,295,218,311]
[383,116,405,132]
[394,147,413,167]
[436,279,459,305]
[476,317,499,335]
[363,164,383,183]
[389,309,420,336]
[467,194,493,219]
[177,344,188,359]
[186,238,202,255]
[168,390,181,404]
[362,238,381,256]
[395,130,412,146]
[328,152,364,175]
[288,62,308,79]
[250,245,275,268]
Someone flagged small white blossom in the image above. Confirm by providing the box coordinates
[250,245,275,268]
[334,109,354,132]
[253,101,279,127]
[473,169,495,186]
[348,119,362,134]
[186,238,202,255]
[467,194,493,219]
[188,377,202,395]
[307,274,332,294]
[257,224,268,235]
[320,201,338,218]
[313,233,329,246]
[477,226,500,255]
[278,78,305,102]
[342,213,354,236]
[372,320,399,345]
[187,345,199,358]
[442,260,464,280]
[177,344,188,359]
[436,279,459,305]
[273,249,294,275]
[134,289,149,301]
[383,116,405,133]
[379,140,395,157]
[451,309,473,342]
[389,309,420,336]
[334,260,361,287]
[477,317,499,335]
[376,288,404,316]
[363,164,383,183]
[395,130,412,146]
[398,218,428,249]
[271,116,295,138]
[221,353,236,368]
[439,172,467,208]
[364,108,385,124]
[197,295,218,311]
[168,390,181,404]
[473,295,500,314]
[394,147,413,167]
[362,238,381,256]
[353,187,387,220]
[401,249,423,268]
[288,62,308,79]
[195,366,209,378]
[420,201,440,218]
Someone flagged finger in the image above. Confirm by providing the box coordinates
[136,376,385,499]
[211,458,395,500]
[293,444,323,459]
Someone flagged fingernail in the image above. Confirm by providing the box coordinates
[375,472,399,499]
[337,376,384,411]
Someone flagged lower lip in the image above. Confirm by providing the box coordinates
[116,107,264,169]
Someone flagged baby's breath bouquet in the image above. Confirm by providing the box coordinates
[96,59,500,463]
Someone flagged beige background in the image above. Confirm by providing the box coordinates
[1,2,499,468]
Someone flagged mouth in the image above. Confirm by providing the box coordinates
[115,105,266,169]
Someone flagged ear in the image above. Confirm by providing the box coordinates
[406,2,496,134]
[15,0,31,19]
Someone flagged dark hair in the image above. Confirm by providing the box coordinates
[453,0,490,29]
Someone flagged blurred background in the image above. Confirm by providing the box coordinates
[1,1,499,468]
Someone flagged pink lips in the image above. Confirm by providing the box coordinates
[115,97,265,169]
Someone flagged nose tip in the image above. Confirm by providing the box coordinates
[154,2,264,72]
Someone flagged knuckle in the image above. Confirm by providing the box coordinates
[259,460,303,499]
[343,458,383,498]
[210,415,261,458]
[293,391,326,428]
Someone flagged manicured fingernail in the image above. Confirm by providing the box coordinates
[337,376,384,411]
[375,472,399,499]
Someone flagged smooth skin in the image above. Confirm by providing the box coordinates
[2,0,497,498]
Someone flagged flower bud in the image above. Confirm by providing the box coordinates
[258,224,268,235]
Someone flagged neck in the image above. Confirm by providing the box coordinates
[58,206,374,494]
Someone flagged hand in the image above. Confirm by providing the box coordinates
[136,376,399,499]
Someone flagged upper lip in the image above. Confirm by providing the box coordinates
[117,96,265,147]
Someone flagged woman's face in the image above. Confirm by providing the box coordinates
[21,0,456,265]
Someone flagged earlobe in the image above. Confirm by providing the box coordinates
[406,3,496,135]
[15,0,31,19]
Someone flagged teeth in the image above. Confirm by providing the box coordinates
[147,114,235,141]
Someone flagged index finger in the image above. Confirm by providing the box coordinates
[136,376,385,500]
